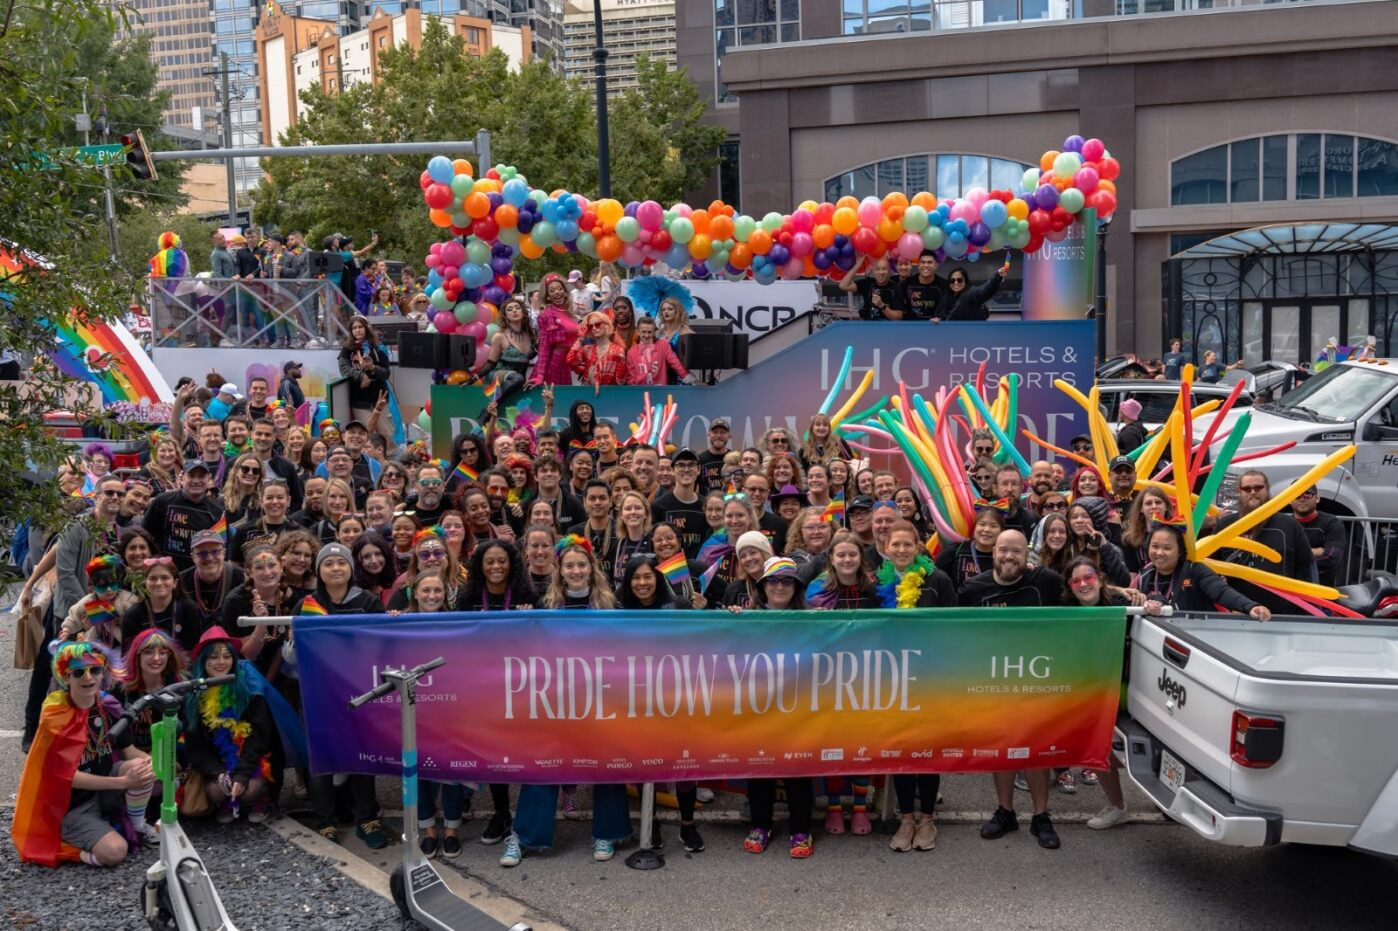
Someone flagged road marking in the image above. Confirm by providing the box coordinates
[0,730,24,739]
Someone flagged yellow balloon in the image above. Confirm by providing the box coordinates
[1204,558,1341,603]
[828,370,875,430]
[1007,198,1030,221]
[595,198,624,226]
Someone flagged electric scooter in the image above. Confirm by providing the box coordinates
[109,675,240,931]
[348,657,531,931]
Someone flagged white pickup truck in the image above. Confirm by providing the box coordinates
[1117,611,1398,856]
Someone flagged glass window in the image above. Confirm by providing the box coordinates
[905,155,929,194]
[1311,304,1341,361]
[991,158,1022,193]
[1230,138,1259,203]
[936,155,960,198]
[843,0,862,12]
[877,159,903,197]
[1357,137,1398,196]
[1170,144,1227,205]
[843,16,864,33]
[719,141,741,212]
[781,0,799,20]
[962,155,989,193]
[1295,133,1320,200]
[716,1,734,28]
[1325,134,1355,198]
[780,22,799,40]
[739,24,775,44]
[852,163,876,199]
[1262,135,1288,201]
[1241,302,1264,366]
[1349,299,1371,347]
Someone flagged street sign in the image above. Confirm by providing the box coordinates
[73,144,124,167]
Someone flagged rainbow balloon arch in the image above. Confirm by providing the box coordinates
[416,134,1121,368]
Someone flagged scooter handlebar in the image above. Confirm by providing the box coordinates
[415,656,446,675]
[348,681,395,709]
[109,675,237,740]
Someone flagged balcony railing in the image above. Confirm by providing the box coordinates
[144,277,355,350]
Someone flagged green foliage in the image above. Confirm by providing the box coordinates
[0,0,139,534]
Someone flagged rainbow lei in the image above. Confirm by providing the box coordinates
[199,686,252,775]
[876,555,935,609]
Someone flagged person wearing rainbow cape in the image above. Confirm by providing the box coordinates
[11,641,159,867]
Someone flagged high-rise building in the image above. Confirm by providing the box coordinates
[677,0,1398,365]
[209,0,266,194]
[412,0,565,66]
[116,0,217,133]
[562,0,676,95]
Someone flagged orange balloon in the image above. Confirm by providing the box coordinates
[729,243,753,269]
[1097,179,1117,196]
[471,178,501,194]
[709,214,735,241]
[877,217,902,242]
[464,192,491,219]
[519,235,544,259]
[881,192,909,212]
[691,209,711,235]
[494,204,519,228]
[1040,150,1059,172]
[911,192,936,211]
[595,234,623,262]
[812,224,835,249]
[429,208,452,228]
[802,256,818,276]
[595,199,624,226]
[885,204,905,222]
[748,228,773,255]
[452,158,473,176]
[835,196,859,212]
[688,233,712,260]
[831,207,858,236]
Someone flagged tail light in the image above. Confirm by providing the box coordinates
[1231,711,1284,769]
[1375,595,1398,618]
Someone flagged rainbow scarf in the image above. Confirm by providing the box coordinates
[875,556,935,609]
[148,247,188,279]
[804,571,843,609]
[199,685,272,783]
[657,552,690,588]
[822,491,846,524]
[297,595,328,616]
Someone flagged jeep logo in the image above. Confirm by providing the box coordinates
[1157,668,1187,707]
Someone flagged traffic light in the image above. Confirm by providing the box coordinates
[121,130,158,181]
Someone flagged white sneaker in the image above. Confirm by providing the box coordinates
[1087,804,1128,830]
[695,787,716,803]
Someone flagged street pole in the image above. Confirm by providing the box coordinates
[1095,218,1111,363]
[98,103,119,261]
[220,52,237,228]
[592,0,610,197]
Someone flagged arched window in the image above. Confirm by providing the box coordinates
[1170,134,1398,206]
[824,153,1032,202]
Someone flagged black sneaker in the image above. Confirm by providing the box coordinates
[680,823,705,853]
[480,812,512,845]
[1030,812,1061,849]
[979,806,1019,840]
[649,820,664,850]
[442,833,462,859]
[420,832,440,859]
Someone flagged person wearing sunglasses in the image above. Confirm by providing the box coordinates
[567,310,629,388]
[941,254,1010,322]
[13,641,160,867]
[53,474,127,623]
[1214,469,1316,615]
[57,554,138,649]
[1289,485,1345,587]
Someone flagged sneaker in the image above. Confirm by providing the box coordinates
[980,806,1019,840]
[1013,772,1029,792]
[850,811,873,835]
[442,832,462,859]
[356,820,388,850]
[593,838,616,861]
[1081,769,1100,787]
[1030,812,1061,849]
[789,833,814,859]
[695,787,715,804]
[499,833,523,868]
[318,825,339,843]
[480,812,512,845]
[889,815,916,852]
[649,820,664,851]
[743,827,771,854]
[420,832,440,859]
[136,821,161,849]
[912,814,938,851]
[291,780,310,801]
[561,790,582,820]
[1056,770,1077,794]
[247,798,271,824]
[823,809,845,835]
[680,823,705,853]
[216,802,236,825]
[1087,805,1128,830]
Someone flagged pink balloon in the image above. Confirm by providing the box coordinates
[636,200,664,231]
[622,244,645,266]
[949,200,978,224]
[856,197,883,228]
[790,209,815,234]
[440,264,458,281]
[434,315,458,334]
[672,203,692,217]
[964,187,989,208]
[460,322,487,341]
[1081,138,1105,162]
[789,232,814,257]
[780,257,804,280]
[439,241,465,266]
[897,232,923,261]
[425,254,441,268]
[429,242,443,255]
[1074,167,1100,193]
[1046,228,1068,243]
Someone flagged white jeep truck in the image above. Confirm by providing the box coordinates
[1118,610,1398,855]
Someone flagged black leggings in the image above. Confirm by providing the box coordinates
[489,783,512,817]
[893,773,941,815]
[23,603,57,742]
[310,774,378,828]
[748,778,815,834]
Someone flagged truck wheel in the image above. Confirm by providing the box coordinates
[390,863,410,919]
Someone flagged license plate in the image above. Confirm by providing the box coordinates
[1159,748,1186,795]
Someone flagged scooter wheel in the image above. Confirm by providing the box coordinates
[143,878,178,931]
[389,863,410,919]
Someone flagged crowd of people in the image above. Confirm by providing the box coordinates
[14,341,1341,874]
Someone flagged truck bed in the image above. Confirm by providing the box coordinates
[1173,615,1398,680]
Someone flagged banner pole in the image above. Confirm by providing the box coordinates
[625,783,664,871]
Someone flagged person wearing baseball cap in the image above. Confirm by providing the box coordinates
[142,460,226,575]
[698,419,732,492]
[206,382,239,423]
[1116,397,1148,454]
[1107,454,1139,520]
[278,360,306,410]
[182,526,243,630]
[846,494,877,545]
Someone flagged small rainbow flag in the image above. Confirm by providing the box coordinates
[297,596,328,616]
[453,460,479,484]
[209,515,228,540]
[822,491,846,524]
[657,552,690,588]
[85,598,120,629]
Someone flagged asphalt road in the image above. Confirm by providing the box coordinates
[3,592,1394,930]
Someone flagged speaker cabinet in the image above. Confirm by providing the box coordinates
[399,331,446,369]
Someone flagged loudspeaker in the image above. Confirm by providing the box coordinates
[728,332,749,369]
[399,331,446,369]
[306,251,344,276]
[446,333,476,371]
[368,315,419,348]
[679,332,732,370]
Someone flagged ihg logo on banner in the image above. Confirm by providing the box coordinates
[989,656,1053,679]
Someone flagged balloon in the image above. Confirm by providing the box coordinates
[574,231,596,257]
[729,243,753,269]
[1099,156,1121,181]
[689,233,713,260]
[733,214,756,241]
[856,197,883,228]
[964,187,989,208]
[1081,138,1106,163]
[920,226,945,251]
[709,214,735,241]
[1027,209,1051,236]
[1034,184,1060,210]
[637,200,664,231]
[417,410,433,432]
[596,234,623,262]
[531,221,557,248]
[454,302,477,324]
[1058,187,1086,214]
[1091,190,1118,216]
[790,209,814,234]
[427,155,454,184]
[876,217,902,242]
[428,208,451,228]
[1074,167,1100,194]
[464,192,491,219]
[748,228,773,255]
[812,224,835,249]
[1053,151,1082,180]
[615,216,640,243]
[596,198,624,226]
[433,313,458,334]
[446,369,469,386]
[670,216,695,244]
[760,211,784,232]
[831,207,858,235]
[518,235,544,260]
[494,204,519,229]
[1062,134,1085,153]
[897,232,923,261]
[978,199,1008,228]
[788,232,812,258]
[1007,198,1030,221]
[967,222,992,247]
[850,226,879,254]
[901,205,929,233]
[1021,168,1041,192]
[1039,150,1059,172]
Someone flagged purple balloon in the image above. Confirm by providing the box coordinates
[934,248,947,263]
[491,255,514,275]
[691,261,710,278]
[492,242,513,258]
[968,222,992,247]
[565,239,580,253]
[482,286,507,307]
[516,213,535,233]
[487,192,504,209]
[1035,184,1060,210]
[1063,134,1085,153]
[834,234,849,248]
[812,251,832,270]
[834,253,856,271]
[623,201,640,218]
[769,244,790,266]
[463,287,481,302]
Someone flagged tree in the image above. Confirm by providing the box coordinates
[1,0,134,534]
[115,211,216,282]
[609,55,727,209]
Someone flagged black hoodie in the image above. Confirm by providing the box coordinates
[557,399,596,450]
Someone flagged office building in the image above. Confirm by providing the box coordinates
[117,0,217,133]
[562,0,676,95]
[676,0,1398,363]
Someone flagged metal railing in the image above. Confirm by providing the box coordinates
[144,277,354,350]
[1331,516,1398,586]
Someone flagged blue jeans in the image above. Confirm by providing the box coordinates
[418,782,472,828]
[514,784,631,850]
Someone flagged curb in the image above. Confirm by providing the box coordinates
[268,814,567,931]
[365,806,1169,826]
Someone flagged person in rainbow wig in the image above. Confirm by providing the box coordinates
[11,642,159,867]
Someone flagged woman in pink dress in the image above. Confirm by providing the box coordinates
[530,273,578,387]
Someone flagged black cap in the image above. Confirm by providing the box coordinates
[1109,455,1135,472]
[343,419,368,433]
[709,418,730,431]
[849,495,876,511]
[182,459,211,475]
[672,448,699,463]
[1071,434,1092,445]
[282,360,303,373]
[327,445,352,459]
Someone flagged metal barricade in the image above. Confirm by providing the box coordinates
[1330,516,1398,586]
[145,277,354,349]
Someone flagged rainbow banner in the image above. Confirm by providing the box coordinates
[296,607,1125,782]
[1021,207,1098,321]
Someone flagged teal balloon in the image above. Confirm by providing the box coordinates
[497,227,520,246]
[430,288,452,310]
[576,231,598,257]
[1021,168,1040,192]
[615,216,641,243]
[450,211,470,228]
[1053,151,1082,180]
[1009,228,1031,249]
[454,301,477,324]
[450,175,473,198]
[670,217,695,244]
[531,221,557,248]
[1059,187,1086,214]
[417,410,432,432]
[986,231,1006,251]
[761,212,784,232]
[710,248,729,268]
[486,323,500,339]
[920,226,945,250]
[902,205,929,232]
[466,238,490,265]
[733,215,756,241]
[529,189,548,208]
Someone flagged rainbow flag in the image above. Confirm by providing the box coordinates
[209,515,228,540]
[148,247,188,278]
[696,529,730,567]
[453,460,479,484]
[297,596,328,616]
[657,552,690,588]
[822,491,846,524]
[84,598,120,629]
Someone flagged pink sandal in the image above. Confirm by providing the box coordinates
[850,811,873,835]
[824,809,845,835]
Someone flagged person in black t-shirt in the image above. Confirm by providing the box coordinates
[1215,470,1316,613]
[958,529,1065,608]
[838,256,901,320]
[892,250,946,321]
[142,460,226,575]
[696,419,732,494]
[1290,486,1346,586]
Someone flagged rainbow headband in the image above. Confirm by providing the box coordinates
[86,553,122,579]
[555,533,592,557]
[51,641,109,683]
[413,526,448,548]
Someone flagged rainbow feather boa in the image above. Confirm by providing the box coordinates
[875,556,934,609]
[199,685,271,781]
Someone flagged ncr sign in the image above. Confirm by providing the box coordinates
[627,280,820,339]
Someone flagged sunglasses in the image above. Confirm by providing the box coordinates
[239,465,261,475]
[949,277,968,284]
[1297,489,1318,499]
[1239,484,1268,493]
[1070,573,1099,587]
[417,547,447,559]
[98,488,124,498]
[418,478,444,487]
[769,438,789,445]
[764,576,795,586]
[1041,501,1067,511]
[68,665,102,680]
[194,549,224,560]
[973,446,994,455]
[1071,444,1092,452]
